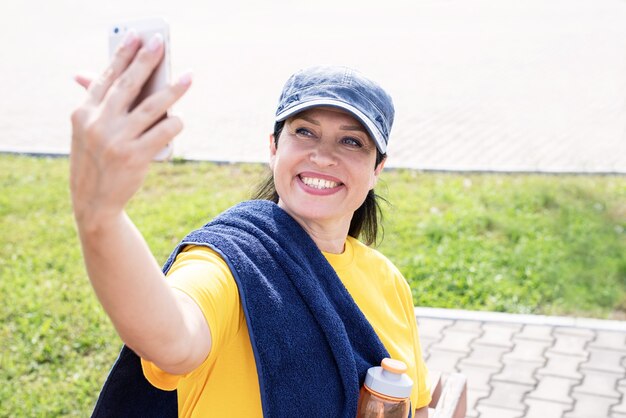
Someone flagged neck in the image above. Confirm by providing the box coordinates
[306,227,347,254]
[278,204,350,254]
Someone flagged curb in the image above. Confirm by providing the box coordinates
[414,307,626,332]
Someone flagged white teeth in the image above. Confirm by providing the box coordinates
[301,176,339,189]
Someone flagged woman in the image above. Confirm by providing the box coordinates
[71,30,431,417]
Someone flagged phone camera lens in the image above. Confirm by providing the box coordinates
[113,27,120,34]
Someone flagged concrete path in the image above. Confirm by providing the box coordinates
[416,308,626,418]
[1,0,626,172]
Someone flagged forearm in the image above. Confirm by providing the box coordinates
[77,211,188,362]
[69,31,205,374]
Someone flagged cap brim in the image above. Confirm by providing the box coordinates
[275,99,387,154]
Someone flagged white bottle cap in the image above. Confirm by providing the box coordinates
[364,358,413,399]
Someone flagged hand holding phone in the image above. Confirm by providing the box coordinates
[109,17,173,160]
[70,16,191,231]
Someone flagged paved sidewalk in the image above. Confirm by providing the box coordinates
[2,0,626,172]
[416,308,626,418]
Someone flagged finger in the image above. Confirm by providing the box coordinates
[133,115,184,161]
[125,71,193,138]
[86,30,141,104]
[74,73,95,90]
[102,33,166,115]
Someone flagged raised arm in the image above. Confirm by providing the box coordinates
[70,30,210,375]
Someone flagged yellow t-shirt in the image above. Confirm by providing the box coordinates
[142,236,431,417]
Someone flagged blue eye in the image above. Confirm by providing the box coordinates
[343,137,363,147]
[296,128,314,137]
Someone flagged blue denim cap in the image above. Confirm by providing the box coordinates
[275,66,395,154]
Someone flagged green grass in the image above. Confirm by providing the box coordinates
[377,173,626,316]
[1,154,625,416]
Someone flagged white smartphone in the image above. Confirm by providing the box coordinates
[109,17,173,161]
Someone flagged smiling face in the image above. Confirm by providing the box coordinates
[270,107,385,234]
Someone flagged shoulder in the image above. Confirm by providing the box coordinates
[167,245,229,275]
[166,245,239,302]
[348,237,402,274]
[347,237,408,289]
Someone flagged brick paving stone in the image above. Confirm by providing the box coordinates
[475,405,523,418]
[536,351,585,381]
[459,343,510,369]
[565,393,620,418]
[473,322,522,349]
[504,338,552,363]
[554,327,596,339]
[466,388,489,418]
[524,399,574,418]
[548,328,595,357]
[527,376,577,405]
[573,369,623,399]
[581,347,626,374]
[424,349,466,374]
[589,331,626,352]
[492,358,542,386]
[457,363,499,392]
[431,329,480,354]
[446,319,484,333]
[516,324,555,343]
[476,404,524,418]
[480,381,534,411]
[416,312,626,418]
[419,335,439,357]
[611,384,626,414]
[416,318,453,340]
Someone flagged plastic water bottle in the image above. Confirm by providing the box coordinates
[356,358,413,418]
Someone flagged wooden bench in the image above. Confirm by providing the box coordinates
[427,371,467,418]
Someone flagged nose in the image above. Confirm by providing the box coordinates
[309,140,338,167]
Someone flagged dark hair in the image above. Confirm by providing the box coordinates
[252,120,387,246]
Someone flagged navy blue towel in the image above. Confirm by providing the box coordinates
[92,200,389,417]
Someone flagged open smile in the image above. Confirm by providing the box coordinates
[297,173,344,194]
[299,175,341,189]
